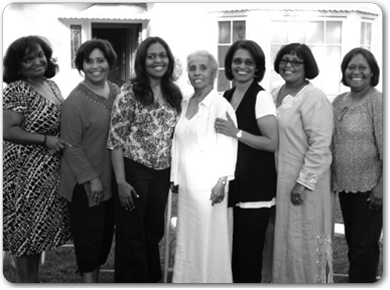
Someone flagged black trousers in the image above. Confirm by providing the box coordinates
[231,206,271,283]
[113,158,170,283]
[68,184,115,274]
[339,191,383,283]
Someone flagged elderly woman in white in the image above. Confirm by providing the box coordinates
[170,50,238,283]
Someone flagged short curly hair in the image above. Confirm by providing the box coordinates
[3,35,58,84]
[75,38,117,73]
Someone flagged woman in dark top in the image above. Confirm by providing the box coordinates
[59,39,119,283]
[215,39,278,283]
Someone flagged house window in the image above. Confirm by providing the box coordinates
[270,19,343,97]
[217,20,246,92]
[361,21,372,50]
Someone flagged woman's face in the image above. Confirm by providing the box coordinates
[278,53,306,84]
[82,48,110,85]
[20,44,48,81]
[231,48,256,83]
[345,53,372,91]
[145,42,169,79]
[187,55,215,91]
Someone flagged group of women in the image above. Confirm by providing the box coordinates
[3,34,382,284]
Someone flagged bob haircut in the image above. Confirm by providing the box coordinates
[3,35,58,84]
[187,50,219,82]
[75,39,117,73]
[224,40,266,83]
[273,43,319,80]
[340,47,380,87]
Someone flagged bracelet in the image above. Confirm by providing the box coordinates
[42,134,47,146]
[218,179,227,185]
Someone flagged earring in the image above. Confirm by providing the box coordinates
[254,70,259,79]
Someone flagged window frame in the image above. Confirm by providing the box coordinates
[217,18,247,92]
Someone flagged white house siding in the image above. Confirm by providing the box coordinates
[1,2,383,100]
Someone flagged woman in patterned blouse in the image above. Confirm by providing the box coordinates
[3,35,71,282]
[107,36,183,283]
[331,48,382,283]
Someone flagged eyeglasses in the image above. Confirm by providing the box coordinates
[280,59,304,68]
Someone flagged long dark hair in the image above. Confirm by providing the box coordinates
[131,36,182,114]
[3,35,58,84]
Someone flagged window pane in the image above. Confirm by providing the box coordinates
[326,21,342,44]
[271,21,288,43]
[360,22,365,44]
[366,23,372,45]
[218,70,230,91]
[307,21,324,44]
[218,46,230,68]
[289,21,306,43]
[219,21,231,44]
[270,45,282,65]
[233,21,246,42]
[270,70,284,88]
[325,46,341,68]
[308,45,323,73]
[321,70,341,95]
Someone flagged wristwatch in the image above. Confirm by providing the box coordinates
[236,130,243,139]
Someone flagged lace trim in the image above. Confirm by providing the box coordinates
[316,234,334,283]
[298,169,318,188]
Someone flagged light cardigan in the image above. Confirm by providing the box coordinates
[59,82,120,202]
[170,89,238,186]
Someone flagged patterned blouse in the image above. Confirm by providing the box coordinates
[331,91,383,193]
[107,82,179,170]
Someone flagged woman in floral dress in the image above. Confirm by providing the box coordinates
[3,35,71,283]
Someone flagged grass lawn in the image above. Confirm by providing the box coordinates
[2,192,382,284]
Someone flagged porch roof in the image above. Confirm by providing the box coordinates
[58,3,149,20]
[206,3,381,15]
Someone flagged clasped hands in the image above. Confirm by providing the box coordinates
[46,135,72,155]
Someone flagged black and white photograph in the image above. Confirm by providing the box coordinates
[1,1,385,286]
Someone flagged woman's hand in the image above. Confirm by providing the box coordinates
[368,184,383,210]
[215,112,239,138]
[170,182,179,194]
[210,179,226,206]
[89,177,104,204]
[117,181,139,211]
[45,135,72,155]
[291,183,306,206]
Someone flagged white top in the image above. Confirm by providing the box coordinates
[255,90,277,119]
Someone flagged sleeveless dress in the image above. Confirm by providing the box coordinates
[3,80,72,257]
